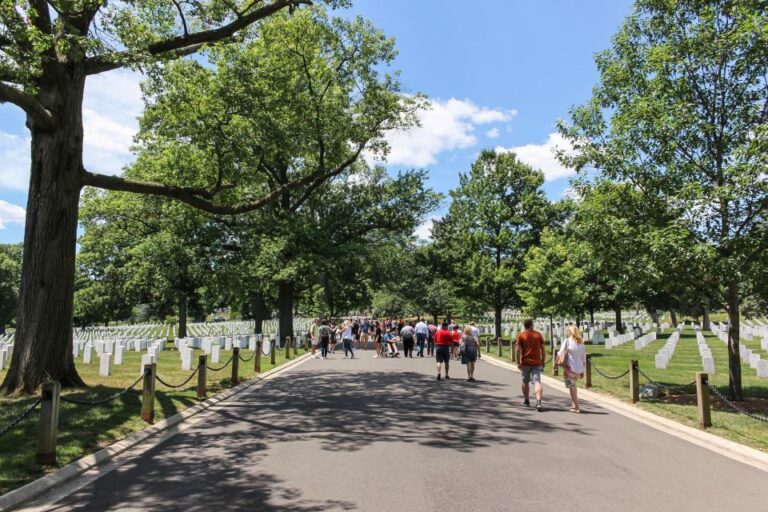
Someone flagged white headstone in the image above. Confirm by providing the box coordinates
[211,344,221,364]
[0,348,7,370]
[225,337,233,351]
[99,352,112,376]
[749,353,761,369]
[757,360,768,379]
[655,354,668,369]
[702,357,715,374]
[83,342,93,364]
[114,343,124,365]
[181,348,193,371]
[140,354,155,376]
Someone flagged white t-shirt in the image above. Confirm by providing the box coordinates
[342,327,353,340]
[558,337,586,373]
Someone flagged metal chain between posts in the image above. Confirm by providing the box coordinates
[156,364,200,389]
[0,397,43,439]
[705,380,768,423]
[61,371,146,406]
[637,367,696,394]
[206,355,234,372]
[261,342,271,357]
[591,362,630,380]
[238,351,256,363]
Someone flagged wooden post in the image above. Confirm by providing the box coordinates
[197,354,207,399]
[141,363,156,423]
[497,337,503,357]
[585,354,592,389]
[36,381,61,465]
[231,347,240,386]
[553,339,559,377]
[254,340,262,374]
[485,337,490,353]
[630,360,639,404]
[270,336,276,366]
[696,372,712,429]
[285,336,292,360]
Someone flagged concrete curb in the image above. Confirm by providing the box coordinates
[0,353,312,512]
[481,354,768,473]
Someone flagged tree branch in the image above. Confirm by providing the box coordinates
[80,156,358,216]
[290,144,367,211]
[84,0,312,75]
[0,82,55,129]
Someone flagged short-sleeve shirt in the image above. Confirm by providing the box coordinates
[516,330,545,367]
[435,328,453,346]
[451,330,461,343]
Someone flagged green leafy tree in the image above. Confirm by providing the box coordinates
[520,229,585,335]
[0,244,22,334]
[559,0,768,399]
[433,149,562,338]
[0,0,365,393]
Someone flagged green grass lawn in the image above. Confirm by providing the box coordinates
[0,345,296,495]
[483,328,768,452]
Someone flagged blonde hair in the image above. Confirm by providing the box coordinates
[567,325,584,344]
[464,326,473,336]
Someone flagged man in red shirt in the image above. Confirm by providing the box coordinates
[516,319,546,411]
[434,322,453,380]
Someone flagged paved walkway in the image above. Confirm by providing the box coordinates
[33,350,767,512]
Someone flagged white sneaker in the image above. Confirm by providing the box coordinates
[373,354,379,358]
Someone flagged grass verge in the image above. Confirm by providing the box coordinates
[482,328,768,453]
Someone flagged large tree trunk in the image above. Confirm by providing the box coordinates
[726,281,743,401]
[589,308,595,326]
[178,294,188,339]
[670,309,678,326]
[1,75,87,394]
[278,281,294,341]
[702,298,711,332]
[252,292,265,335]
[494,304,502,339]
[614,305,623,334]
[648,308,660,325]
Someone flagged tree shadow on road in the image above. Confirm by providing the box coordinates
[48,368,598,511]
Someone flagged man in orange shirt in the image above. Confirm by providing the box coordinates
[516,319,546,411]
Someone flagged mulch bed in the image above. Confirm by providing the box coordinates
[658,393,768,415]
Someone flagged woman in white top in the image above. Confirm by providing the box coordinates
[342,320,355,359]
[558,325,587,413]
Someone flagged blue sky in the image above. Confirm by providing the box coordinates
[0,0,633,243]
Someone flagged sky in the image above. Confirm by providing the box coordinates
[0,0,634,244]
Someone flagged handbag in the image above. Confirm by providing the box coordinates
[555,339,569,368]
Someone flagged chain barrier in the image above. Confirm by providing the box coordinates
[156,365,200,389]
[637,367,696,394]
[238,351,256,363]
[261,343,271,356]
[591,362,630,380]
[61,372,145,406]
[705,380,768,423]
[206,355,234,372]
[0,397,42,439]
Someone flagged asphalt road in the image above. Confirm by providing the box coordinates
[37,349,767,512]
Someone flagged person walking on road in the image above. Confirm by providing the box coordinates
[427,322,437,356]
[415,318,429,357]
[516,319,546,411]
[342,320,355,359]
[434,322,453,380]
[401,322,416,358]
[309,319,320,359]
[319,320,332,359]
[460,325,479,381]
[558,325,587,413]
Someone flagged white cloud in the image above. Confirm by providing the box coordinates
[414,216,438,241]
[82,69,143,175]
[379,98,516,167]
[0,200,25,229]
[486,127,500,139]
[496,132,575,182]
[0,132,31,190]
[0,69,143,193]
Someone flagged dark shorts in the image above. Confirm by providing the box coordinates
[436,345,451,363]
[461,347,478,364]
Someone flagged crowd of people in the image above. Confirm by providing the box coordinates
[307,317,587,412]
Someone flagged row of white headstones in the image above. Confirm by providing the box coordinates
[711,322,768,378]
[70,317,315,377]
